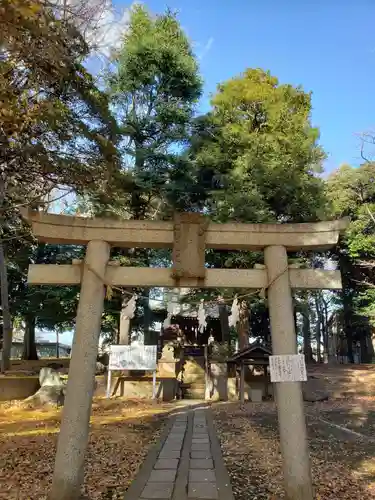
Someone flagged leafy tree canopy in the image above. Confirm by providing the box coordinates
[1,0,120,213]
[101,4,203,219]
[192,68,327,223]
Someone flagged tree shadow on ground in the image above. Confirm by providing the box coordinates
[213,401,375,500]
[0,399,206,500]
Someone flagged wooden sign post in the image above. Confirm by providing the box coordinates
[107,345,158,399]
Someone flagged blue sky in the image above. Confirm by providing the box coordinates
[113,0,375,173]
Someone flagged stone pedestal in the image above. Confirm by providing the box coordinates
[158,360,177,378]
[157,363,178,401]
[227,377,237,401]
[250,388,263,403]
[209,362,228,401]
[161,378,177,401]
[158,342,179,402]
[157,339,188,401]
[104,376,176,401]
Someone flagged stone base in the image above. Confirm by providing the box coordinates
[158,360,178,378]
[227,377,274,402]
[0,374,179,403]
[0,375,40,401]
[106,376,177,401]
[208,362,228,401]
[250,388,263,402]
[10,358,70,373]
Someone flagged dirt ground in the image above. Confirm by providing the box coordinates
[1,364,375,499]
[213,368,375,500]
[0,398,171,500]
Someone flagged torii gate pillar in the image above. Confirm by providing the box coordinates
[265,246,313,500]
[49,240,110,500]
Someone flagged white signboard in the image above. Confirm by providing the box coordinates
[109,345,157,371]
[269,354,307,383]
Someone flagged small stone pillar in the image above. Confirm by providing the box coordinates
[209,362,228,401]
[208,342,229,402]
[48,240,110,500]
[158,342,178,401]
[264,245,313,500]
[207,342,229,401]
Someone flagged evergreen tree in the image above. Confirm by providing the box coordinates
[186,69,328,345]
[192,68,326,223]
[101,4,203,219]
[84,5,204,341]
[326,163,375,362]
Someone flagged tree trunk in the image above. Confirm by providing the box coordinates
[342,295,354,363]
[22,315,38,360]
[321,311,329,364]
[143,289,152,345]
[344,313,354,363]
[293,308,298,335]
[316,320,322,363]
[369,334,375,362]
[262,309,271,348]
[56,331,60,359]
[116,313,120,345]
[119,296,131,345]
[136,248,151,345]
[359,334,373,364]
[314,295,322,364]
[302,312,313,363]
[327,316,338,363]
[322,334,329,363]
[321,296,329,363]
[237,300,249,350]
[218,298,230,346]
[339,254,354,363]
[0,241,12,372]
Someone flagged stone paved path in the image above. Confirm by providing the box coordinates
[124,406,234,500]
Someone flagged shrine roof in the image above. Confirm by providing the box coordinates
[229,343,272,363]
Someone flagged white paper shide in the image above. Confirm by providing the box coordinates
[269,354,307,383]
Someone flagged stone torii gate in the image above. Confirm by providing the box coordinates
[21,209,348,500]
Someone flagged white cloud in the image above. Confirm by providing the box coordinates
[198,36,214,61]
[51,0,132,58]
[84,1,131,58]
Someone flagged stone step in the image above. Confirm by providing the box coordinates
[181,379,206,399]
[181,382,206,389]
[184,389,206,399]
[184,376,205,382]
[184,384,206,391]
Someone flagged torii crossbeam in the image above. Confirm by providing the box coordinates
[23,209,346,290]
